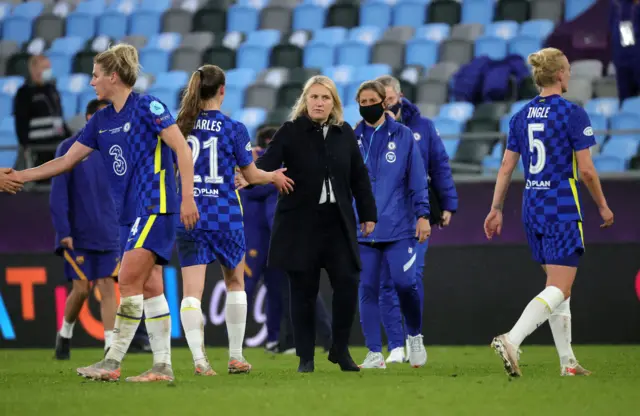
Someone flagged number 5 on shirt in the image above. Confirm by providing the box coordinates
[527,123,546,174]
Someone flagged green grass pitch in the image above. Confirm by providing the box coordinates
[1,346,639,415]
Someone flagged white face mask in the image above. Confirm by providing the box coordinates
[41,68,53,82]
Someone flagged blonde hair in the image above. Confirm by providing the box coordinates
[528,47,566,88]
[177,65,226,138]
[94,43,140,88]
[290,75,344,126]
[355,80,386,103]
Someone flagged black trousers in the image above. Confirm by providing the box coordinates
[287,203,359,361]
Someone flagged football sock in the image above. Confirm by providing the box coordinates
[144,295,172,366]
[105,295,143,363]
[59,319,75,339]
[104,330,113,350]
[549,297,576,366]
[225,291,247,360]
[508,286,565,348]
[181,297,208,367]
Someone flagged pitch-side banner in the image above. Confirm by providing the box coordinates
[1,245,639,348]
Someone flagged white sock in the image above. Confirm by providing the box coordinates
[180,297,208,367]
[104,330,113,350]
[105,295,143,363]
[225,290,247,360]
[59,319,75,339]
[508,286,565,348]
[144,295,172,366]
[549,297,576,366]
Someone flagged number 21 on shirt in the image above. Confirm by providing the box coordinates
[187,135,224,184]
[527,123,546,174]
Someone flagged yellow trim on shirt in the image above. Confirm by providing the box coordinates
[154,137,167,213]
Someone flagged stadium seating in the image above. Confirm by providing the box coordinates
[0,0,636,172]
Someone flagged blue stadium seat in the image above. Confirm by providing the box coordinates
[592,155,626,173]
[60,91,79,119]
[520,19,554,40]
[303,0,335,4]
[499,114,510,134]
[336,41,370,67]
[484,20,519,40]
[392,1,427,28]
[139,48,171,75]
[139,0,171,12]
[415,24,450,43]
[584,98,619,118]
[0,115,18,167]
[221,85,244,114]
[621,96,640,115]
[147,33,182,50]
[236,44,271,72]
[232,107,266,138]
[322,65,355,85]
[50,36,85,54]
[244,29,281,47]
[79,90,97,116]
[0,94,12,120]
[461,0,494,25]
[600,138,639,162]
[97,12,128,40]
[12,1,44,19]
[66,12,97,41]
[360,2,392,29]
[227,5,259,33]
[154,71,188,90]
[432,116,462,142]
[57,74,91,94]
[474,35,507,60]
[225,68,256,89]
[586,112,607,147]
[0,151,18,168]
[348,26,382,45]
[0,3,11,19]
[313,27,348,45]
[353,64,391,83]
[344,82,360,103]
[439,102,474,122]
[343,104,360,126]
[2,16,33,44]
[48,38,85,76]
[405,38,438,69]
[129,11,162,36]
[237,0,268,7]
[107,0,137,15]
[147,86,179,111]
[303,43,335,68]
[293,4,326,31]
[508,35,542,60]
[75,1,106,15]
[609,111,640,141]
[0,76,24,97]
[565,0,596,21]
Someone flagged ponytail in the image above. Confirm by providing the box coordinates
[176,70,203,138]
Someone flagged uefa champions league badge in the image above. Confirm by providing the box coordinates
[388,142,396,150]
[150,100,165,115]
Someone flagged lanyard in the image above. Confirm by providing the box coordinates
[363,124,382,165]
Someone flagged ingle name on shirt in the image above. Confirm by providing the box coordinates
[527,107,550,119]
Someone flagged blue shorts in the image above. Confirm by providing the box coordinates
[177,228,246,269]
[62,248,120,282]
[525,221,584,267]
[123,214,177,265]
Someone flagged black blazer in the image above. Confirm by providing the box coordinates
[255,115,377,272]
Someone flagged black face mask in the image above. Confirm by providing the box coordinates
[359,102,385,124]
[387,101,402,116]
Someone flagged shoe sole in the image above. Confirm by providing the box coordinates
[491,337,521,377]
[77,371,120,382]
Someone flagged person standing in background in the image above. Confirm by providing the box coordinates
[374,75,458,364]
[13,55,70,172]
[353,81,429,370]
[610,0,640,102]
[237,75,377,373]
[51,99,119,360]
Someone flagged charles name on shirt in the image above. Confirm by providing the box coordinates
[194,118,222,132]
